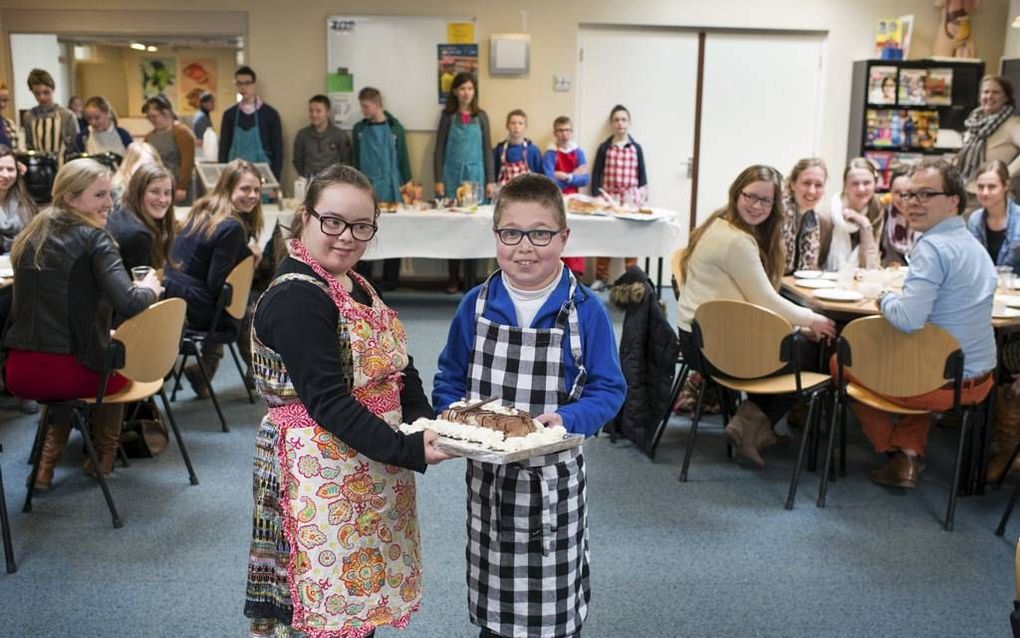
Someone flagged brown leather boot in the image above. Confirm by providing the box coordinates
[82,404,125,478]
[30,418,72,490]
[734,401,774,470]
[987,389,1020,482]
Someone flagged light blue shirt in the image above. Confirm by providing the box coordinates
[880,215,997,379]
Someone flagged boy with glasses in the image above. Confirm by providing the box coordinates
[433,173,624,638]
[218,66,283,179]
[838,159,996,488]
[544,115,589,277]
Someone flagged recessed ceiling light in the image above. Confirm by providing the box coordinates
[130,42,146,51]
[146,46,158,52]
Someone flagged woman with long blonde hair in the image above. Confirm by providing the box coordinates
[3,158,161,488]
[825,157,884,270]
[677,164,835,469]
[111,140,162,205]
[165,158,263,392]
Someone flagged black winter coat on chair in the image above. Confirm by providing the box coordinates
[609,266,679,455]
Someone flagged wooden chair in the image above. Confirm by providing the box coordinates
[818,316,989,531]
[1,442,14,573]
[170,256,256,430]
[24,298,199,529]
[649,248,689,458]
[680,300,831,509]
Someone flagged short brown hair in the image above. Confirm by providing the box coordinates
[506,109,527,126]
[553,115,572,129]
[27,68,54,91]
[289,164,379,239]
[908,158,967,215]
[358,87,382,104]
[492,173,566,228]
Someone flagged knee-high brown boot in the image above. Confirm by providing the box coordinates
[184,342,223,399]
[82,404,125,478]
[987,388,1020,481]
[30,409,72,490]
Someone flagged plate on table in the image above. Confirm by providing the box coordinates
[812,288,864,302]
[793,270,822,279]
[796,278,836,289]
[995,294,1020,308]
[994,307,1020,319]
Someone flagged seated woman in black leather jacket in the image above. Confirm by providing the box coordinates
[107,162,177,272]
[3,158,163,489]
[164,158,263,394]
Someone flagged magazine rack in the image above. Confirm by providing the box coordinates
[847,59,984,191]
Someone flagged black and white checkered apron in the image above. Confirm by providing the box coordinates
[466,270,589,638]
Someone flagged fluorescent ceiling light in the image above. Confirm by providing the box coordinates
[1013,15,1020,28]
[146,46,158,52]
[130,42,146,51]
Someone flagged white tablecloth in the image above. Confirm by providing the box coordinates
[176,205,682,262]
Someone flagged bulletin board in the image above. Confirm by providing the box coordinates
[326,15,476,132]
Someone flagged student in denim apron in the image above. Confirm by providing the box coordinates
[433,73,495,294]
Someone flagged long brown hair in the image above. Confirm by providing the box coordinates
[182,159,263,241]
[0,145,37,222]
[976,159,1013,201]
[443,73,480,116]
[681,165,786,288]
[785,157,827,201]
[11,159,109,268]
[121,163,178,268]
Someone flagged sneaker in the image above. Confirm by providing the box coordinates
[591,280,607,292]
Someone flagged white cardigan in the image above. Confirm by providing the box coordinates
[676,218,816,332]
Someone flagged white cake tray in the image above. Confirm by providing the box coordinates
[435,433,585,464]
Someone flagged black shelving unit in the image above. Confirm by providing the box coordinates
[847,58,984,189]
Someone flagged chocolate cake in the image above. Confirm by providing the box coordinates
[440,399,538,439]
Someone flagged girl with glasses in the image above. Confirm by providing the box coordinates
[677,165,835,469]
[244,164,451,637]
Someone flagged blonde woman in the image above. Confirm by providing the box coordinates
[825,157,884,270]
[164,159,263,391]
[3,159,161,488]
[677,165,835,468]
[111,141,162,206]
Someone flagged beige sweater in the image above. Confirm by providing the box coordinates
[676,219,816,332]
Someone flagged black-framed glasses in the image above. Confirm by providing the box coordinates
[493,227,564,246]
[740,191,774,208]
[309,209,378,240]
[902,190,947,204]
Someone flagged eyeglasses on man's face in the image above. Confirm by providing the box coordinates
[902,190,947,204]
[493,227,564,246]
[309,209,378,240]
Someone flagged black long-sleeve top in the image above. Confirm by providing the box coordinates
[254,257,431,473]
[218,102,284,179]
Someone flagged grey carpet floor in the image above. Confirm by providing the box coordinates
[0,289,1016,637]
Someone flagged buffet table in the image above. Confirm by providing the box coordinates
[176,204,681,261]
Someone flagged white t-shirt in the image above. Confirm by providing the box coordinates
[502,272,559,329]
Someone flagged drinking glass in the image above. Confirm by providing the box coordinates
[131,266,154,283]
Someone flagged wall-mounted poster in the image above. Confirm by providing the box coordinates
[140,58,177,102]
[179,58,217,114]
[437,43,478,104]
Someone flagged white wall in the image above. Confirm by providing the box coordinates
[9,33,62,120]
[1005,0,1020,61]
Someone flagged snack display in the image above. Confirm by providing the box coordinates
[400,182,423,205]
[378,201,399,213]
[400,398,583,463]
[565,194,610,215]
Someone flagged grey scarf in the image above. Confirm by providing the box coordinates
[959,104,1014,180]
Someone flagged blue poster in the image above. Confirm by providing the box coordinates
[437,44,479,104]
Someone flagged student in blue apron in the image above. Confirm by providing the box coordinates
[353,86,411,291]
[433,72,495,294]
[218,66,283,180]
[492,109,543,186]
[433,173,625,638]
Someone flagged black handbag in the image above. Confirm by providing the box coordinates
[119,400,169,458]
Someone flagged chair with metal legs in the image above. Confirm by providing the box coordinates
[817,316,988,531]
[170,256,256,431]
[25,299,199,529]
[1,442,15,573]
[678,300,832,509]
[649,249,690,459]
